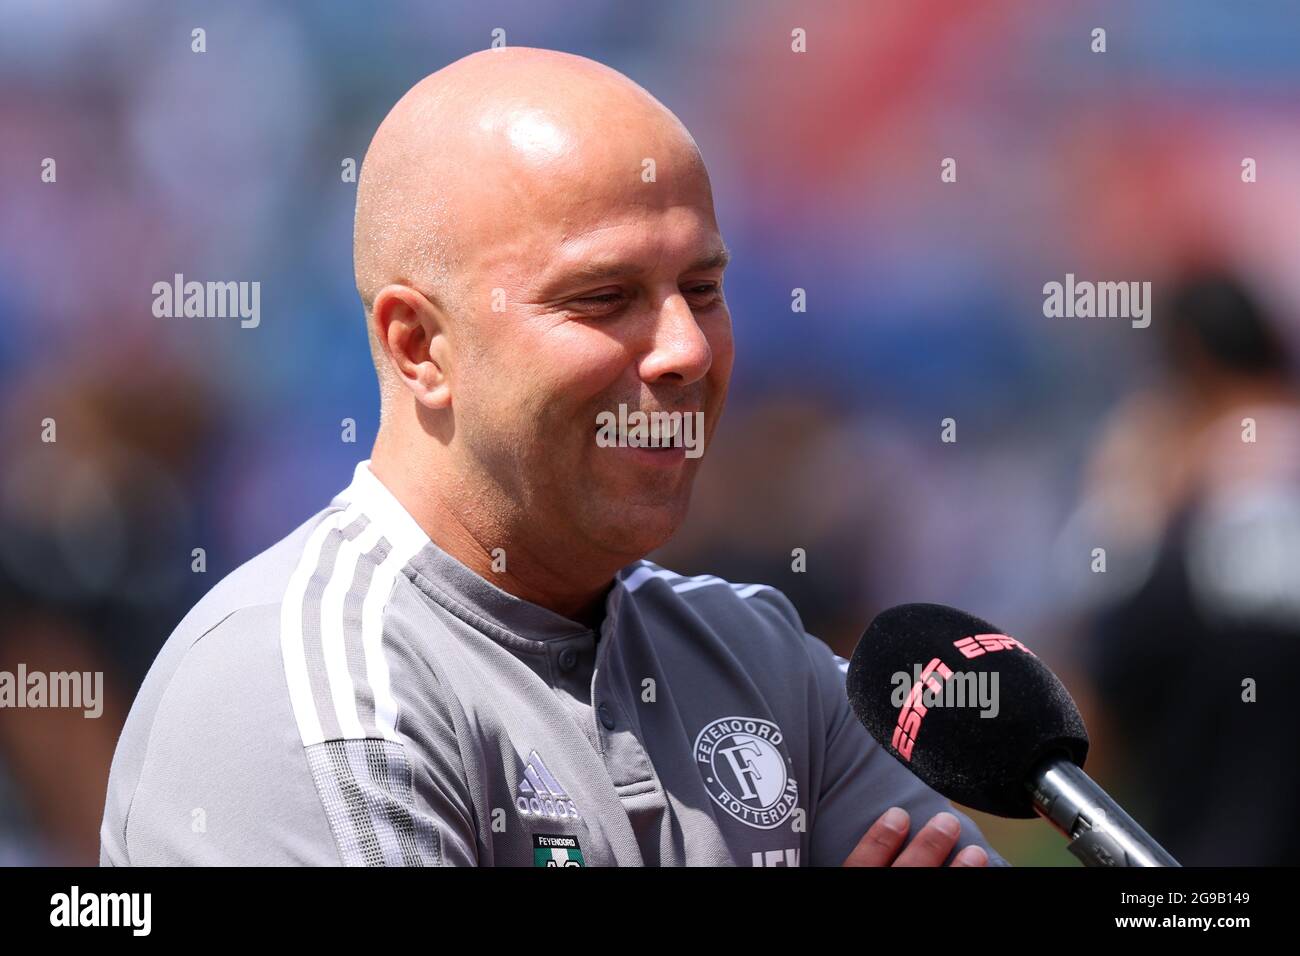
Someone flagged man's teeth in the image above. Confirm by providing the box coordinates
[619,423,681,447]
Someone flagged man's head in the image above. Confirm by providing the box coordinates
[354,48,733,573]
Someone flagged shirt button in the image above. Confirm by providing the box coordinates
[558,648,578,672]
[598,703,615,730]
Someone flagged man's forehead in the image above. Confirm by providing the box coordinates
[460,182,722,286]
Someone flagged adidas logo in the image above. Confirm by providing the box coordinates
[516,750,581,821]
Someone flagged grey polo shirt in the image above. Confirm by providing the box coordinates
[100,460,1007,867]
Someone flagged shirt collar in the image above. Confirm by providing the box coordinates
[334,459,627,644]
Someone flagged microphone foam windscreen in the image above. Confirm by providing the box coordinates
[846,603,1089,818]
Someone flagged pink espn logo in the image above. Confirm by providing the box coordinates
[953,633,1036,659]
[890,656,953,762]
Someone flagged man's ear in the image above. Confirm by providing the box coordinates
[372,284,453,410]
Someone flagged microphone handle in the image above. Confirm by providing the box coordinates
[1027,755,1181,867]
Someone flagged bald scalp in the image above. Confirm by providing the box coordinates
[353,47,703,415]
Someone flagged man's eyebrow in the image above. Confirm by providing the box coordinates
[539,245,731,292]
[689,246,732,272]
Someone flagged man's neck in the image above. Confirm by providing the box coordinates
[368,447,619,629]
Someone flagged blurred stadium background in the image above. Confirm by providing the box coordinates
[3,0,1299,865]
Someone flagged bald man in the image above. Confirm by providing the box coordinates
[100,48,1006,867]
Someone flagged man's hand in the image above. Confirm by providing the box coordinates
[842,807,990,867]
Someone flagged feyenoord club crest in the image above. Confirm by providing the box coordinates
[694,716,798,830]
[533,833,585,867]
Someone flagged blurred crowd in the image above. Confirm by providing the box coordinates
[3,0,1300,865]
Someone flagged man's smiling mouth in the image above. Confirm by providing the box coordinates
[593,405,705,458]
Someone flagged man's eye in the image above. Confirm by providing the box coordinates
[574,292,624,306]
[567,285,718,313]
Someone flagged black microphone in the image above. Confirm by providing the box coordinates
[845,602,1180,867]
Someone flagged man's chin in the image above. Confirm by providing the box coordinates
[584,497,691,560]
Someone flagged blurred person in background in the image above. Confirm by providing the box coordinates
[1074,271,1300,865]
[0,359,216,863]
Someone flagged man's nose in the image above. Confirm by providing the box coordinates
[638,292,713,386]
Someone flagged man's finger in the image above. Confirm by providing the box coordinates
[949,844,989,867]
[841,806,910,867]
[892,811,962,867]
